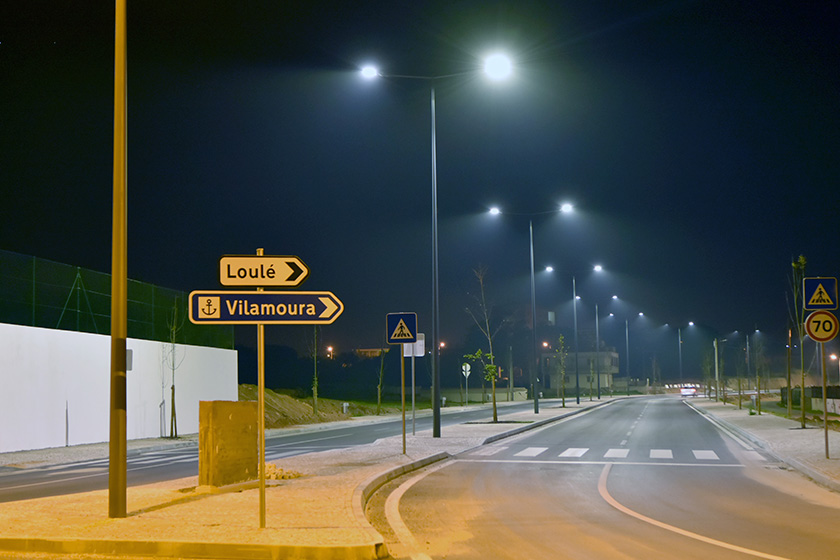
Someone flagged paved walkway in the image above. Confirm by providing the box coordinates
[0,396,838,560]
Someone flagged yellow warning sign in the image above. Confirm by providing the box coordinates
[390,319,414,340]
[808,283,835,308]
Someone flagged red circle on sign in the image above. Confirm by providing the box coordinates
[805,310,839,343]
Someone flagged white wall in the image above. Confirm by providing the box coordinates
[0,323,237,453]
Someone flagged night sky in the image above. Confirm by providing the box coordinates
[2,1,839,378]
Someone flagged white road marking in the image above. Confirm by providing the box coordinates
[469,446,508,456]
[742,450,767,462]
[514,447,548,457]
[692,450,720,460]
[385,462,451,560]
[604,448,630,458]
[598,463,792,560]
[650,449,673,459]
[559,448,589,458]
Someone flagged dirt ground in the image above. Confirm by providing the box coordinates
[238,384,402,428]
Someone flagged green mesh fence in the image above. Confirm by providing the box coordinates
[0,249,233,349]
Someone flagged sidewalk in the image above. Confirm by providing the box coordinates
[1,396,839,560]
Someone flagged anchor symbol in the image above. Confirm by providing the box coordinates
[202,298,217,317]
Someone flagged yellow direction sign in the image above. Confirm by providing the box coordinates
[219,255,309,287]
[805,310,839,343]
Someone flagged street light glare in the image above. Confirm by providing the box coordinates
[489,207,501,215]
[593,264,603,272]
[360,65,379,79]
[484,53,512,81]
[545,266,554,272]
[560,203,574,213]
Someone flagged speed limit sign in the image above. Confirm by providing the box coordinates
[805,310,839,343]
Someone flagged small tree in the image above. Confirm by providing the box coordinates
[376,334,387,415]
[465,265,508,422]
[163,298,186,438]
[464,349,499,422]
[554,335,568,407]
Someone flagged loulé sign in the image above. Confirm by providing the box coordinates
[219,255,309,287]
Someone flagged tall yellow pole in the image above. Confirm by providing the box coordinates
[256,248,266,528]
[109,0,128,519]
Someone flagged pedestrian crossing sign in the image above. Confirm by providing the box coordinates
[386,312,417,344]
[804,277,838,310]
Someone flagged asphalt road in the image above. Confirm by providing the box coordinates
[0,400,537,503]
[378,397,840,560]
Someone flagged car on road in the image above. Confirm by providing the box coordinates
[680,387,697,397]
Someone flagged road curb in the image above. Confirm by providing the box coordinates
[0,536,385,560]
[687,401,840,494]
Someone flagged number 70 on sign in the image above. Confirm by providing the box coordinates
[805,310,839,343]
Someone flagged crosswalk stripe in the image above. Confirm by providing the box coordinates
[605,448,630,458]
[514,447,548,457]
[559,448,589,458]
[692,450,720,460]
[650,449,673,459]
[469,446,508,457]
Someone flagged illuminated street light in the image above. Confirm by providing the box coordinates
[484,53,513,81]
[362,56,512,436]
[490,203,573,413]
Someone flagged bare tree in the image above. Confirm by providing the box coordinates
[463,349,500,422]
[789,255,808,427]
[465,265,508,421]
[305,326,321,416]
[163,298,186,438]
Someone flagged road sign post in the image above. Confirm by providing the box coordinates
[191,250,343,528]
[387,313,417,454]
[462,363,471,406]
[805,309,838,460]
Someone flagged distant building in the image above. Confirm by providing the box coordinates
[542,346,620,395]
[355,347,391,359]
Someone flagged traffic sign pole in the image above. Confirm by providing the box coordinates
[256,248,266,530]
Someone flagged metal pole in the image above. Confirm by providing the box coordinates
[529,220,539,413]
[573,277,580,404]
[401,349,406,454]
[787,327,793,417]
[256,248,266,529]
[714,338,720,402]
[678,328,683,385]
[108,0,128,520]
[822,342,829,458]
[625,320,630,396]
[411,352,416,435]
[595,304,601,399]
[430,85,441,438]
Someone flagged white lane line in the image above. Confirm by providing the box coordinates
[650,449,673,459]
[692,450,720,461]
[456,459,743,468]
[385,462,452,560]
[514,447,548,457]
[559,448,589,458]
[742,450,767,462]
[598,463,792,559]
[604,449,630,458]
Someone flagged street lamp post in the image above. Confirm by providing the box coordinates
[573,276,580,404]
[529,219,539,413]
[595,304,601,399]
[490,203,573,413]
[362,55,512,437]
